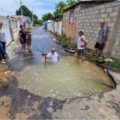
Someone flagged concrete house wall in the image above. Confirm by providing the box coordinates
[0,16,20,45]
[46,20,62,35]
[63,1,120,58]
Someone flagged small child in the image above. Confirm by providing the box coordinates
[77,31,87,61]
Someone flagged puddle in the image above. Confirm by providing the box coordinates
[17,56,115,100]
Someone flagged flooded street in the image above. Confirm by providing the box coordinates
[11,27,114,100]
[0,27,117,119]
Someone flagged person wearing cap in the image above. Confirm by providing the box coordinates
[45,48,59,63]
[95,21,108,56]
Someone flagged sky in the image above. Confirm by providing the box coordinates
[0,0,66,19]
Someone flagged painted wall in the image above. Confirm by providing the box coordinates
[0,16,20,46]
[46,20,62,35]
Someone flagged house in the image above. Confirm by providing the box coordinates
[62,0,120,58]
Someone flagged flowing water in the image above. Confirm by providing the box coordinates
[17,56,114,100]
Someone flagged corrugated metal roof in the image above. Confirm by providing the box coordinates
[63,0,115,12]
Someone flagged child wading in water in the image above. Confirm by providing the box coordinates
[77,31,87,61]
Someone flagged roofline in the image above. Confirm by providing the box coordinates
[63,0,115,12]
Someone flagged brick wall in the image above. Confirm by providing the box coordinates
[62,12,77,41]
[111,9,120,58]
[63,1,120,58]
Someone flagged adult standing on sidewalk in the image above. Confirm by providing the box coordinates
[0,22,7,54]
[0,22,7,64]
[94,21,108,57]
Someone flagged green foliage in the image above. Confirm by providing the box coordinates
[54,1,68,20]
[42,13,54,22]
[53,0,77,20]
[105,59,120,68]
[16,5,38,20]
[33,19,43,26]
[67,0,77,6]
[58,35,74,47]
[42,0,78,21]
[88,56,98,62]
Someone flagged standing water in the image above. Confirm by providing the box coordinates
[17,56,114,100]
[12,27,114,100]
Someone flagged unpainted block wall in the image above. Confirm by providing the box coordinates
[63,1,120,58]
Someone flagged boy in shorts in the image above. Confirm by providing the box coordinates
[77,31,87,61]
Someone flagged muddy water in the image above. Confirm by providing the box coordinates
[17,56,114,100]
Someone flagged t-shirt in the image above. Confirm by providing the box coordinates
[47,52,59,63]
[77,35,87,50]
[97,27,108,44]
[19,30,26,40]
[0,28,6,42]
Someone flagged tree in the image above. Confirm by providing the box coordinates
[54,1,68,20]
[34,19,43,26]
[53,0,77,20]
[41,0,78,21]
[16,5,38,20]
[33,14,38,20]
[67,0,77,5]
[42,13,54,22]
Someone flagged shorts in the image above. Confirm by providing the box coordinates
[94,42,105,51]
[26,39,31,46]
[20,38,26,45]
[77,49,85,56]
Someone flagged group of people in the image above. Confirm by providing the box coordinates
[0,22,7,64]
[44,21,108,64]
[19,25,32,54]
[0,20,108,64]
[76,21,108,61]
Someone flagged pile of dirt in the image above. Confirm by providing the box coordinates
[0,71,13,89]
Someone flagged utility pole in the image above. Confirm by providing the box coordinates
[20,0,23,17]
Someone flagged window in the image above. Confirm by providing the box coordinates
[69,10,74,24]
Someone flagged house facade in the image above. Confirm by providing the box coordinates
[62,1,120,58]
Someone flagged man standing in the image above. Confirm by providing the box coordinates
[95,21,108,57]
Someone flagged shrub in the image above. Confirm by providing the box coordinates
[105,59,120,68]
[57,35,77,49]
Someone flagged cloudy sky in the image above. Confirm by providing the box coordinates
[0,0,66,18]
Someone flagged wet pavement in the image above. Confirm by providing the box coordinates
[0,27,118,119]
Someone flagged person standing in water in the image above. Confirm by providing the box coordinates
[45,48,59,63]
[77,31,87,61]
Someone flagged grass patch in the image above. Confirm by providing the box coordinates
[57,35,76,48]
[104,59,120,68]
